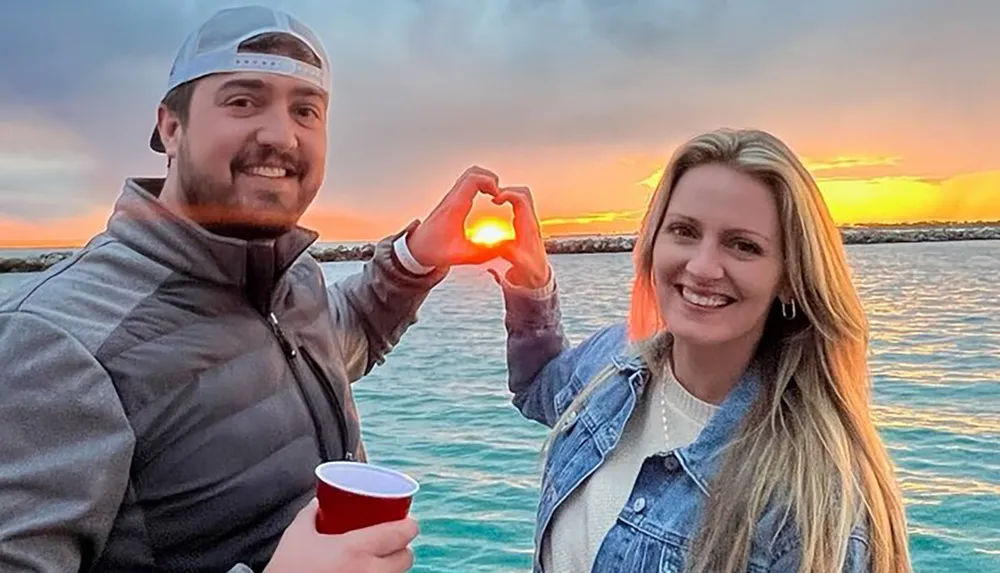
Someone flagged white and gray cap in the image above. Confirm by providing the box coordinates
[150,5,331,153]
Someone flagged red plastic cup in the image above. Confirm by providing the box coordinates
[314,461,420,535]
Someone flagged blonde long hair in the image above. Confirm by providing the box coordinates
[549,128,911,572]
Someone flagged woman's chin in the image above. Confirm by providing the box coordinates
[668,328,730,348]
[665,314,743,348]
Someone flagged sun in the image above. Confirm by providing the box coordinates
[466,217,514,246]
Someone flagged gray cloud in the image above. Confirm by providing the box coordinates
[1,0,998,223]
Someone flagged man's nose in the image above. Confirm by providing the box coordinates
[255,108,298,151]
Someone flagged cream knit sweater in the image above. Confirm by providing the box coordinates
[541,360,719,572]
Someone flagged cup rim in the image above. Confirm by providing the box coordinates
[315,461,420,499]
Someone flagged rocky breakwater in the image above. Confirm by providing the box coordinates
[2,225,999,273]
[839,225,1000,244]
[0,251,76,273]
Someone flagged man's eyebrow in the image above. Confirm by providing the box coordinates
[217,78,270,92]
[216,78,326,103]
[291,85,327,101]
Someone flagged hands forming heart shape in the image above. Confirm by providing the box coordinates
[405,166,552,289]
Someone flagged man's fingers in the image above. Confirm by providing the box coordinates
[288,498,318,529]
[456,243,500,266]
[347,518,419,557]
[375,548,415,573]
[451,166,500,199]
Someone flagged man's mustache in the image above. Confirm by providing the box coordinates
[231,146,307,177]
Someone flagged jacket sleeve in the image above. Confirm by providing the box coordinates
[326,224,449,382]
[500,270,609,429]
[0,312,134,573]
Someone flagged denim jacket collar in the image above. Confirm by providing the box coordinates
[608,334,764,497]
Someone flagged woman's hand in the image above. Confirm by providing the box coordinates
[491,186,551,289]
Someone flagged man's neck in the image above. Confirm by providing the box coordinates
[156,172,189,220]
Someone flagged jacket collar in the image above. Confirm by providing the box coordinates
[676,362,761,496]
[107,178,319,310]
[610,332,764,497]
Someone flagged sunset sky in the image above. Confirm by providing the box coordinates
[1,0,999,247]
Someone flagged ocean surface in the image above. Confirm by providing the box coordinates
[1,241,998,572]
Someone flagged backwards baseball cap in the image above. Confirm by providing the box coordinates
[150,5,331,153]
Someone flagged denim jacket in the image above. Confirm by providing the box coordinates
[500,281,871,573]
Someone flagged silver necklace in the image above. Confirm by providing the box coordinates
[659,367,671,449]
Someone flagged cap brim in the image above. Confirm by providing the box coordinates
[150,126,165,153]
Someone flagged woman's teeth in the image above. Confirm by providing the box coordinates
[246,166,288,178]
[681,286,731,308]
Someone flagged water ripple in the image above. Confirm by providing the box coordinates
[1,242,997,572]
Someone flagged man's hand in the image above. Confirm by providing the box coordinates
[406,166,501,267]
[264,499,418,573]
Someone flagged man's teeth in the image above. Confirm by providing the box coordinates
[246,166,288,178]
[681,287,731,308]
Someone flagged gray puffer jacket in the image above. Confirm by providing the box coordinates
[0,178,447,572]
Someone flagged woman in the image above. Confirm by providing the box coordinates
[490,128,911,573]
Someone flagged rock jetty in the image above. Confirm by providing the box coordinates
[2,225,998,273]
[0,251,77,274]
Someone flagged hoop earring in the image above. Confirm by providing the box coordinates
[781,299,797,320]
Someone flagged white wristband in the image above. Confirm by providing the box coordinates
[392,235,435,275]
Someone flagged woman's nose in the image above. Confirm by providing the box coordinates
[685,245,725,281]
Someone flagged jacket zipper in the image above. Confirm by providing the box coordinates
[266,312,332,461]
[299,345,354,461]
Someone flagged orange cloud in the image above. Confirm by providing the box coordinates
[0,209,111,249]
[0,205,394,248]
[2,151,998,248]
[817,170,1000,224]
[298,207,397,243]
[633,157,1000,227]
[639,168,664,190]
[803,156,902,173]
[538,209,646,237]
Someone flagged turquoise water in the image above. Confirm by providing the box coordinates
[1,241,997,572]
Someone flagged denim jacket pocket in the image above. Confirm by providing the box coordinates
[658,543,686,573]
[657,543,768,573]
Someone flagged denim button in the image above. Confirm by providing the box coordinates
[663,454,680,472]
[561,410,578,433]
[632,497,646,512]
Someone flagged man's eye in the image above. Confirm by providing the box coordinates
[297,106,320,119]
[227,97,255,108]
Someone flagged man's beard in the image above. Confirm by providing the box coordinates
[175,143,307,241]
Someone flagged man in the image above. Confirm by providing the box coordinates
[0,6,502,572]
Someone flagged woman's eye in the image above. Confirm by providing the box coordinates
[734,240,762,255]
[668,224,695,238]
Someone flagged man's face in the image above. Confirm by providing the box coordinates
[167,71,328,239]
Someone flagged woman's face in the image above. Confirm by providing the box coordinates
[652,163,786,348]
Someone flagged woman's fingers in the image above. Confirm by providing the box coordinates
[493,186,542,239]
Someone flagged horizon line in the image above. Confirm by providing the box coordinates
[2,219,1000,251]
